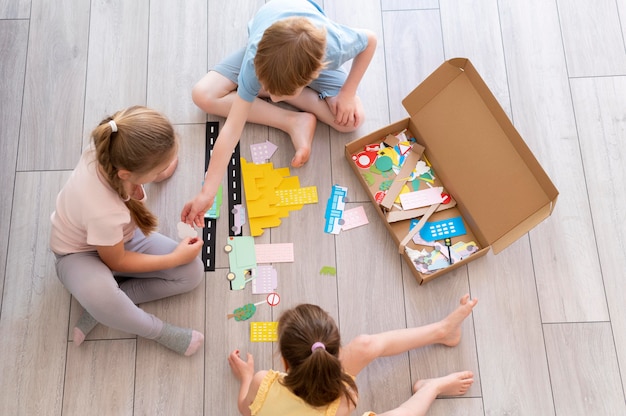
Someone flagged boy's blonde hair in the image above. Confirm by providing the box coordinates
[92,106,177,235]
[255,17,327,96]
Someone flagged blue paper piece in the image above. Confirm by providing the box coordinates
[419,216,467,242]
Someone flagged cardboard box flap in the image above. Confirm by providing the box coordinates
[402,58,558,251]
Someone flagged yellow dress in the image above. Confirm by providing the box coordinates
[249,370,376,416]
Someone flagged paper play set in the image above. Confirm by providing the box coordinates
[346,58,559,284]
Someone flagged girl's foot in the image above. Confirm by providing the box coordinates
[154,323,204,356]
[288,112,317,167]
[73,310,99,346]
[413,371,474,396]
[439,294,478,347]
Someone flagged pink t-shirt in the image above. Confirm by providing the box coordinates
[50,147,137,255]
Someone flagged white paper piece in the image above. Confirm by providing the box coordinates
[399,187,444,210]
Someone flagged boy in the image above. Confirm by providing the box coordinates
[183,0,376,227]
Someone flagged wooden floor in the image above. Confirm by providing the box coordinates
[1,0,626,414]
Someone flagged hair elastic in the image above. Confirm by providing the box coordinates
[311,342,326,352]
[108,120,118,133]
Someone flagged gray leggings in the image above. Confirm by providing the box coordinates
[54,229,204,339]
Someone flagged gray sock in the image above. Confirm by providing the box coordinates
[75,310,99,337]
[154,323,193,355]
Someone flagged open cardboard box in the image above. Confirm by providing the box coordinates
[345,58,559,284]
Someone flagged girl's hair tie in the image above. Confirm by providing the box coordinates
[311,342,326,352]
[108,120,118,133]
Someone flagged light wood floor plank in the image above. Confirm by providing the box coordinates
[63,340,136,416]
[469,242,555,415]
[147,0,207,124]
[499,0,608,323]
[0,20,28,311]
[0,171,71,416]
[428,398,484,416]
[336,203,409,414]
[135,279,206,415]
[205,268,275,416]
[557,0,626,77]
[82,0,150,144]
[0,0,30,19]
[382,9,444,121]
[544,323,626,415]
[17,0,90,171]
[405,270,481,398]
[382,0,439,11]
[570,76,626,400]
[440,0,510,116]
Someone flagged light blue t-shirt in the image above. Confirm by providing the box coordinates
[238,0,369,102]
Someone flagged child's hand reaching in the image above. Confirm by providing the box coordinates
[327,92,363,128]
[172,237,203,265]
[181,191,215,228]
[228,349,255,382]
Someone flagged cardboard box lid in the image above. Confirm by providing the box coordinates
[402,58,558,253]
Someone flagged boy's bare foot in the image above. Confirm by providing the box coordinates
[413,371,474,396]
[288,112,316,167]
[154,156,178,182]
[439,294,478,347]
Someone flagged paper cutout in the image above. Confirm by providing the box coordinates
[231,204,246,235]
[177,222,198,239]
[255,243,295,263]
[399,187,444,210]
[250,322,278,342]
[250,140,278,164]
[252,264,278,294]
[275,186,318,206]
[241,158,317,236]
[341,206,369,231]
[225,236,257,290]
[324,184,347,234]
[320,266,337,276]
[205,183,223,218]
[419,217,467,242]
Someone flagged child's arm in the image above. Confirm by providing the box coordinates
[329,29,377,127]
[181,97,253,227]
[228,349,265,416]
[96,237,203,273]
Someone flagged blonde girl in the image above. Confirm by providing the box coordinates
[229,295,478,415]
[50,106,204,356]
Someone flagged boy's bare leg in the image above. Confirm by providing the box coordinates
[192,71,317,167]
[340,294,478,377]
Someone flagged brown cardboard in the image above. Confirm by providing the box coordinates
[345,58,558,284]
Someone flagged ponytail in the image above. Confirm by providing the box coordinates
[278,304,358,408]
[92,106,176,235]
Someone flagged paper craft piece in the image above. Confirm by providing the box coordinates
[225,236,257,290]
[255,243,295,263]
[450,241,479,262]
[275,186,318,206]
[241,158,317,236]
[250,140,278,164]
[177,222,198,239]
[399,187,444,210]
[341,206,369,231]
[419,217,467,242]
[231,204,246,235]
[205,184,223,218]
[250,322,278,342]
[252,264,278,294]
[324,184,348,234]
[320,266,337,276]
[228,293,280,321]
